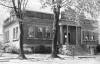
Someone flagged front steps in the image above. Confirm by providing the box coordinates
[59,45,90,56]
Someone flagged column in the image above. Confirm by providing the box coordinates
[67,25,68,44]
[81,27,82,44]
[76,26,78,45]
[60,25,64,45]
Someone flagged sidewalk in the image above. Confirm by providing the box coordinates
[0,53,99,64]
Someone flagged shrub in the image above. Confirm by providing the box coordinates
[35,45,46,53]
[24,47,32,54]
[0,42,6,51]
[31,45,51,53]
[5,46,19,54]
[96,44,100,53]
[59,45,73,55]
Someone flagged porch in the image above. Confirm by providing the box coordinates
[59,21,81,46]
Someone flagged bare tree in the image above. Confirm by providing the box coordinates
[0,0,28,59]
[40,0,100,58]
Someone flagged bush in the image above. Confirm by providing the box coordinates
[4,44,51,54]
[96,45,100,53]
[0,42,6,51]
[31,45,51,53]
[24,47,32,54]
[35,45,46,53]
[5,46,19,54]
[59,45,73,55]
[45,47,52,53]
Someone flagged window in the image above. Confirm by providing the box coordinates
[45,26,51,38]
[83,31,89,40]
[91,36,94,40]
[13,28,15,39]
[28,26,35,37]
[82,31,96,41]
[27,25,52,39]
[35,26,43,38]
[35,26,51,39]
[13,27,19,40]
[10,15,16,22]
[5,31,9,42]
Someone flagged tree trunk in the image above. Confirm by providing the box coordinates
[18,21,27,59]
[12,0,26,59]
[17,0,26,59]
[51,5,60,58]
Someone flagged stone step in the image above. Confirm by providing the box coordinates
[60,45,89,56]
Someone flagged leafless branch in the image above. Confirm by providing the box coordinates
[0,1,13,8]
[23,0,28,10]
[11,0,18,16]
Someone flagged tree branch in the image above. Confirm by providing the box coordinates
[23,0,28,10]
[0,2,14,8]
[12,0,18,17]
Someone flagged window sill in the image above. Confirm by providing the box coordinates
[83,40,97,41]
[13,39,19,42]
[27,37,53,40]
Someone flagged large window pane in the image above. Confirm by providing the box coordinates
[45,26,51,38]
[35,26,43,38]
[28,26,35,37]
[27,25,52,39]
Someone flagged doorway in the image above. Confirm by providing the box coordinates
[68,26,76,45]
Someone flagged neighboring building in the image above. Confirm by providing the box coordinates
[3,10,99,54]
[59,14,98,55]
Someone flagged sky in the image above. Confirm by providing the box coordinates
[0,0,52,34]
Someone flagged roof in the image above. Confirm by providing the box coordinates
[80,19,98,30]
[59,19,98,32]
[4,10,54,23]
[24,10,54,20]
[4,18,10,23]
[3,10,54,27]
[59,19,80,26]
[23,17,53,25]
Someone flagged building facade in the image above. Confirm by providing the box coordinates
[3,10,99,54]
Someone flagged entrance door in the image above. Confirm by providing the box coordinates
[68,26,76,45]
[68,33,70,44]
